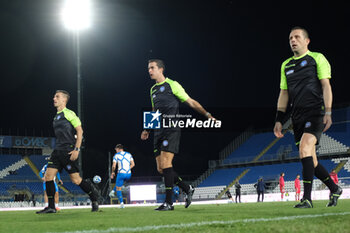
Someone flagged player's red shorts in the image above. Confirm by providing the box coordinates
[280,187,285,193]
[295,188,301,194]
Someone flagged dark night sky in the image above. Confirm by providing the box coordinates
[1,0,349,180]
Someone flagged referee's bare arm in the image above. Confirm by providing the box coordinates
[274,89,289,138]
[321,78,333,132]
[69,125,83,161]
[185,98,216,120]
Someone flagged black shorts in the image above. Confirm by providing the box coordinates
[153,130,181,157]
[226,193,232,198]
[292,115,324,147]
[47,149,80,174]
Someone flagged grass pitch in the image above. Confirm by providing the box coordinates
[1,200,350,233]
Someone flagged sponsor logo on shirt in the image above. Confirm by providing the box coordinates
[286,70,294,75]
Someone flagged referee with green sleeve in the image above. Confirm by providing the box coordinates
[36,90,99,214]
[274,27,342,208]
[141,59,216,211]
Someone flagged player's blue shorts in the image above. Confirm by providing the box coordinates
[43,181,59,192]
[116,173,131,187]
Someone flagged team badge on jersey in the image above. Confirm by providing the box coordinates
[300,60,307,67]
[66,165,72,170]
[56,115,61,120]
[162,140,169,146]
[160,86,165,92]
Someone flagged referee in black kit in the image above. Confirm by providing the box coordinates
[36,90,99,214]
[273,27,342,208]
[141,59,217,211]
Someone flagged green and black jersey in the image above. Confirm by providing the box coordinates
[150,78,189,131]
[280,51,331,120]
[53,108,81,150]
[150,77,189,114]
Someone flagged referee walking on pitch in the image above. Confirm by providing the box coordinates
[141,59,216,211]
[274,27,342,208]
[36,90,99,214]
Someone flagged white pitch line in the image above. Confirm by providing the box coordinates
[49,211,350,233]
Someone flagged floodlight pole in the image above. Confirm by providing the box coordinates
[61,0,91,178]
[75,30,82,123]
[74,30,83,177]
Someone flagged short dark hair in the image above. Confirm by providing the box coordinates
[291,26,309,39]
[56,90,70,102]
[280,172,284,176]
[148,59,165,71]
[115,144,123,149]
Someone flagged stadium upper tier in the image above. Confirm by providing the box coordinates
[198,107,350,189]
[199,159,347,187]
[222,133,276,164]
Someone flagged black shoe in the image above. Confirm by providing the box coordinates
[185,185,195,208]
[36,207,57,214]
[92,201,99,212]
[86,179,103,204]
[154,202,174,211]
[327,187,342,207]
[294,199,313,208]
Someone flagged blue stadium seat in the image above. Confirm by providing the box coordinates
[0,155,23,170]
[199,167,246,187]
[223,133,276,164]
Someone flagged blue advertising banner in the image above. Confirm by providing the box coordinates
[12,136,55,148]
[0,136,12,148]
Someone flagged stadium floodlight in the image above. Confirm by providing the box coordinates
[61,0,92,31]
[60,0,92,176]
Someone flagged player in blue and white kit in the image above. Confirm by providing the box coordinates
[173,186,180,203]
[39,163,63,210]
[109,144,135,208]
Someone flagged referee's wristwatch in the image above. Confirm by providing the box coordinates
[74,147,81,152]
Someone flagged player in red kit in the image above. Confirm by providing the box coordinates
[329,169,338,184]
[294,174,301,201]
[279,172,285,200]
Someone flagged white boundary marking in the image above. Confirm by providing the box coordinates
[0,200,231,212]
[50,212,350,233]
[1,188,349,212]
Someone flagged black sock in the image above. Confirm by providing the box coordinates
[163,167,174,205]
[45,181,56,209]
[301,157,314,201]
[173,171,190,194]
[79,179,97,202]
[314,163,338,193]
